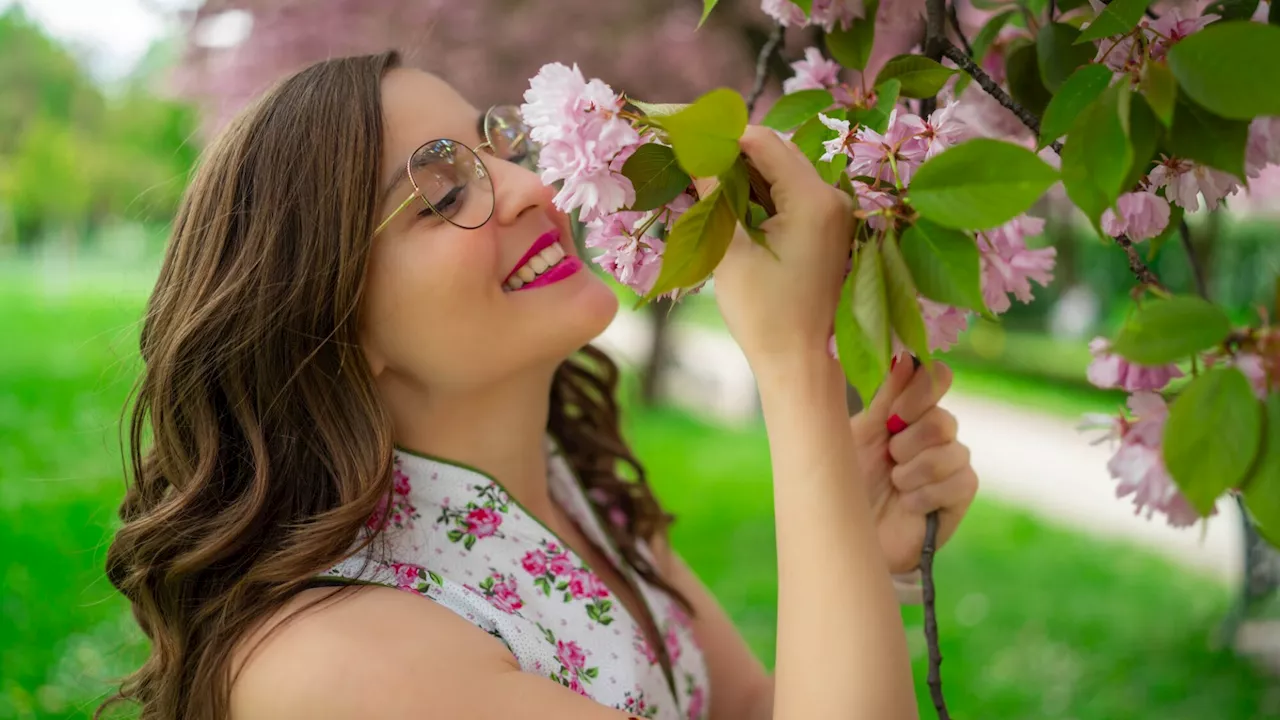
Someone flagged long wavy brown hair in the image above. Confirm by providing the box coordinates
[100,50,681,720]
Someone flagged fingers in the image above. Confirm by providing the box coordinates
[738,125,814,189]
[887,360,954,426]
[865,353,918,424]
[890,441,971,494]
[888,406,958,464]
[901,467,979,527]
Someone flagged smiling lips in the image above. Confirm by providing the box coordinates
[503,229,582,292]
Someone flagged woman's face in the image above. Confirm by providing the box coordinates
[360,68,619,394]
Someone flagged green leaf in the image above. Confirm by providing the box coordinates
[1110,295,1233,364]
[656,88,749,177]
[1123,94,1161,193]
[1168,95,1249,179]
[851,79,900,135]
[791,113,835,164]
[882,234,930,361]
[818,153,849,185]
[645,187,737,299]
[1243,394,1280,547]
[908,139,1059,230]
[628,99,689,117]
[1039,63,1113,148]
[621,144,692,212]
[873,55,958,99]
[1061,82,1132,230]
[698,0,719,28]
[835,249,890,400]
[762,89,835,131]
[837,170,857,200]
[854,242,890,365]
[464,534,476,550]
[958,10,1017,95]
[1167,21,1280,120]
[719,157,751,222]
[1005,41,1052,116]
[1273,0,1280,24]
[1164,367,1264,516]
[1036,22,1096,91]
[1076,0,1152,43]
[1205,0,1260,22]
[1139,61,1177,127]
[900,219,986,313]
[824,0,879,71]
[794,0,814,12]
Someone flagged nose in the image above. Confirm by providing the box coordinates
[489,158,554,227]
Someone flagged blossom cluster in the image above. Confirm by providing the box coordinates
[521,63,696,295]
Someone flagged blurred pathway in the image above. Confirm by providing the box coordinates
[596,310,1244,585]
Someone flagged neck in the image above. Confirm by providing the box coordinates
[379,365,559,518]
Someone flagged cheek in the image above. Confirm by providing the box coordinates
[362,228,503,378]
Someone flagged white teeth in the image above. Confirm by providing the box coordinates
[504,242,568,291]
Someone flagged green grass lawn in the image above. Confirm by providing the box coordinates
[1,267,1276,718]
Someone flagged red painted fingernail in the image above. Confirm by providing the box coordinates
[890,355,899,370]
[887,414,908,435]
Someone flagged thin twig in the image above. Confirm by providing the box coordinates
[1179,218,1208,299]
[940,42,1063,152]
[1049,0,1057,18]
[747,23,786,117]
[947,3,973,57]
[921,512,950,720]
[1115,233,1166,290]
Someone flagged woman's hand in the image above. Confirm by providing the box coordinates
[707,126,855,375]
[851,357,978,575]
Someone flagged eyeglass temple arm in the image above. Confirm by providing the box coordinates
[374,192,419,236]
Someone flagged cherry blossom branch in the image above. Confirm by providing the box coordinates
[921,508,948,720]
[747,23,786,116]
[1115,233,1167,290]
[939,42,1063,153]
[947,3,973,57]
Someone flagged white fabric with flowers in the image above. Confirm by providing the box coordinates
[319,441,709,720]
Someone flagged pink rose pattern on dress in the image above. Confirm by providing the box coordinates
[523,539,616,625]
[366,461,422,531]
[435,482,510,549]
[342,453,707,719]
[540,624,601,698]
[468,570,525,615]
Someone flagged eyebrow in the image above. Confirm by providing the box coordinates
[378,111,488,207]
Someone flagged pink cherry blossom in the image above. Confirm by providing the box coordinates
[760,0,807,26]
[1091,7,1219,73]
[1147,156,1239,212]
[977,215,1056,314]
[1246,117,1280,178]
[808,0,865,32]
[556,639,588,671]
[1098,391,1211,528]
[464,507,503,538]
[521,63,640,223]
[783,47,842,95]
[920,298,971,352]
[817,113,853,163]
[851,180,896,231]
[1100,191,1171,241]
[521,550,548,575]
[921,102,971,160]
[849,109,928,185]
[1087,337,1183,392]
[1233,353,1271,399]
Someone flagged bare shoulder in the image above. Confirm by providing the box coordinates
[230,584,519,719]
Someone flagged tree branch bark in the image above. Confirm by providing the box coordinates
[747,23,785,117]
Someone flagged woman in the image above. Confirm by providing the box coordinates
[102,51,977,720]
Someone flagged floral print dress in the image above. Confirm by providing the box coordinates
[318,440,709,720]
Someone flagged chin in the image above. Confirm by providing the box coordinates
[569,271,621,345]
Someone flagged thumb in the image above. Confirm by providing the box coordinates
[863,353,916,426]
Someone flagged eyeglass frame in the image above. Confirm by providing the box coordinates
[373,104,535,236]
